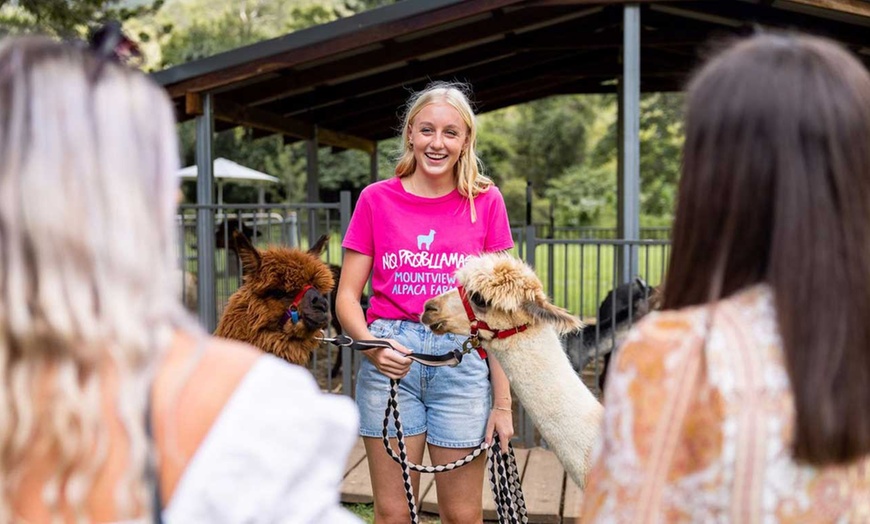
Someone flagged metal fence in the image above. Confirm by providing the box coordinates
[179,206,670,445]
[513,231,671,446]
[175,192,351,391]
[335,225,671,446]
[532,224,672,240]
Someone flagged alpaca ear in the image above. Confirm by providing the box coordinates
[522,298,584,335]
[309,234,330,257]
[232,230,261,278]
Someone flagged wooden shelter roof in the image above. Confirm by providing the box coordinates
[152,0,870,152]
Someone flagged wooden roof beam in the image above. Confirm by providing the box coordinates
[342,75,599,138]
[280,50,587,120]
[659,1,870,47]
[304,64,587,127]
[777,0,870,19]
[306,45,687,127]
[209,97,375,154]
[229,4,605,107]
[344,74,683,140]
[262,13,629,118]
[263,9,683,117]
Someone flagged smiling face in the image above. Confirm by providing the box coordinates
[408,102,468,181]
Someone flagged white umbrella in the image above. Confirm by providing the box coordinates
[177,157,280,204]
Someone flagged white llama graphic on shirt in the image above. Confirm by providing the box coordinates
[417,229,436,250]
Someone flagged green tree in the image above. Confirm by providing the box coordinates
[510,96,594,191]
[477,108,517,186]
[0,0,162,37]
[141,0,397,69]
[176,122,303,204]
[638,92,683,223]
[478,94,614,227]
[154,0,401,204]
[584,92,684,227]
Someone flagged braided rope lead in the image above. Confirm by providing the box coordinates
[383,379,419,522]
[489,443,529,524]
[382,378,527,524]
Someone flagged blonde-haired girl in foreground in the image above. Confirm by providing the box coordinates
[0,35,360,523]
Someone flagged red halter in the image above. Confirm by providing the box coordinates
[283,284,313,326]
[457,285,528,359]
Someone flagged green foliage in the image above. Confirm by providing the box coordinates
[478,91,682,229]
[477,108,518,185]
[155,0,401,203]
[135,0,398,69]
[510,96,593,190]
[544,163,614,227]
[177,122,302,204]
[344,503,374,522]
[638,92,683,220]
[142,0,682,222]
[0,0,162,38]
[478,94,615,227]
[159,14,267,66]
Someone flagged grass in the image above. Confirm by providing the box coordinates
[514,241,670,317]
[344,503,374,522]
[344,503,442,523]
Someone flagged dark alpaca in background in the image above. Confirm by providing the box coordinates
[219,218,260,279]
[563,278,659,390]
[215,218,258,249]
[215,231,334,366]
[306,235,368,379]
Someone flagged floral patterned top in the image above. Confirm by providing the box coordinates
[582,284,870,523]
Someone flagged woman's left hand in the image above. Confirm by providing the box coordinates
[485,407,514,453]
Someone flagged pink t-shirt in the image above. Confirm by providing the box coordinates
[342,177,514,323]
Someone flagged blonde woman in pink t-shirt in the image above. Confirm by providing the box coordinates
[337,81,515,523]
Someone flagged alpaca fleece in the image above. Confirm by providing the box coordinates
[215,232,334,366]
[422,253,603,487]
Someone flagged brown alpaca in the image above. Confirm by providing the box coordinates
[215,231,334,366]
[305,235,368,379]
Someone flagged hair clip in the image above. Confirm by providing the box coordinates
[88,21,143,67]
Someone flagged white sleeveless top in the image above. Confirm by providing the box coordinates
[155,354,361,524]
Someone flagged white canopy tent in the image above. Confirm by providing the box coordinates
[177,157,280,204]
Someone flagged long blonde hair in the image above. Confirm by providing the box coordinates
[394,81,493,222]
[0,36,189,520]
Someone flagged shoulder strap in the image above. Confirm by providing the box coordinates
[145,383,164,524]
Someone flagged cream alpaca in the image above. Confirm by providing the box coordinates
[421,252,602,487]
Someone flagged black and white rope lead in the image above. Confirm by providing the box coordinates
[319,334,528,524]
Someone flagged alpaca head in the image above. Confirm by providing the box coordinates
[229,230,334,338]
[597,277,653,327]
[422,253,583,340]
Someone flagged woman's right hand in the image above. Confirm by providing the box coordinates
[363,339,412,379]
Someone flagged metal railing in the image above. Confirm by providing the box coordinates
[337,225,671,446]
[174,192,351,391]
[178,210,671,445]
[515,228,671,446]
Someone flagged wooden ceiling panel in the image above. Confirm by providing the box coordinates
[227,4,605,108]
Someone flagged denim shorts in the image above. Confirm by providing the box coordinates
[355,319,492,448]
